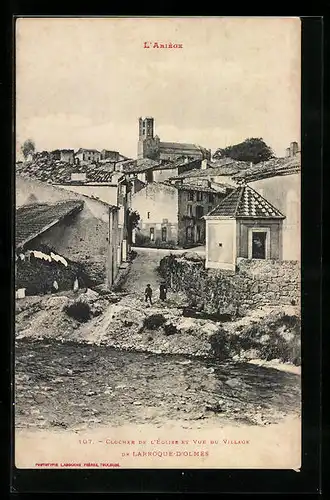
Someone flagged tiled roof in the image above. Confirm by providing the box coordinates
[15,151,130,184]
[85,171,126,183]
[124,158,161,173]
[170,160,251,180]
[207,185,285,219]
[161,181,218,194]
[16,159,116,184]
[233,155,301,182]
[153,158,202,171]
[159,141,204,151]
[16,200,84,248]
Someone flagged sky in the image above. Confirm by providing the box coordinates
[16,17,301,159]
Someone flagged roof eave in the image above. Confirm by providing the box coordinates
[16,202,84,249]
[236,215,286,220]
[204,215,236,220]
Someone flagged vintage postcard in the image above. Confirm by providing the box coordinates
[14,16,301,470]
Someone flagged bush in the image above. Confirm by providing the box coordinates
[209,330,231,360]
[154,239,177,249]
[133,232,178,249]
[143,314,167,330]
[163,322,178,336]
[235,313,301,365]
[134,232,151,247]
[129,250,138,261]
[63,301,91,323]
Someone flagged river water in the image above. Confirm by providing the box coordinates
[15,340,301,431]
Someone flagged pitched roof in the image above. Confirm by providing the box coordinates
[15,151,129,184]
[233,155,301,182]
[161,181,219,194]
[159,142,209,153]
[153,157,202,171]
[16,200,84,248]
[52,149,74,154]
[16,159,115,184]
[124,158,161,173]
[75,148,100,154]
[206,185,285,219]
[83,170,125,183]
[170,160,251,180]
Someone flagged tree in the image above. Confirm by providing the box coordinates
[127,209,141,245]
[213,138,274,164]
[21,139,36,160]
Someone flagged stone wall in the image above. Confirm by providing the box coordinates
[159,255,300,315]
[234,258,300,309]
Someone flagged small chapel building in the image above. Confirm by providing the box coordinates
[203,184,286,271]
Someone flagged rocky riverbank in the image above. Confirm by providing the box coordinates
[15,288,301,370]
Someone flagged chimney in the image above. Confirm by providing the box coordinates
[201,159,208,170]
[286,147,291,157]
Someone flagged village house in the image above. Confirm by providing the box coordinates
[170,146,300,262]
[137,117,211,161]
[55,170,132,262]
[232,145,300,261]
[117,157,204,194]
[74,148,101,165]
[203,185,286,271]
[16,175,125,291]
[50,149,75,164]
[169,158,250,187]
[101,149,120,162]
[131,180,232,247]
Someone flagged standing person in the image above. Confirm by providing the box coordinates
[73,276,79,293]
[159,281,168,302]
[52,279,59,294]
[145,284,153,305]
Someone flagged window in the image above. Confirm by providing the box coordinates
[208,193,215,203]
[196,226,202,243]
[186,226,194,243]
[150,227,155,241]
[188,191,194,201]
[196,205,204,219]
[187,205,193,216]
[147,212,150,219]
[196,192,203,201]
[252,232,267,259]
[208,205,213,214]
[146,170,154,183]
[161,226,167,242]
[248,228,270,260]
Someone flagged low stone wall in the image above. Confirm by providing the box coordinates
[235,258,300,309]
[159,255,300,315]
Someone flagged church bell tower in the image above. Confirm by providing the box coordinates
[138,117,154,159]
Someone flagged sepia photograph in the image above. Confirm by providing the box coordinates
[14,16,301,469]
